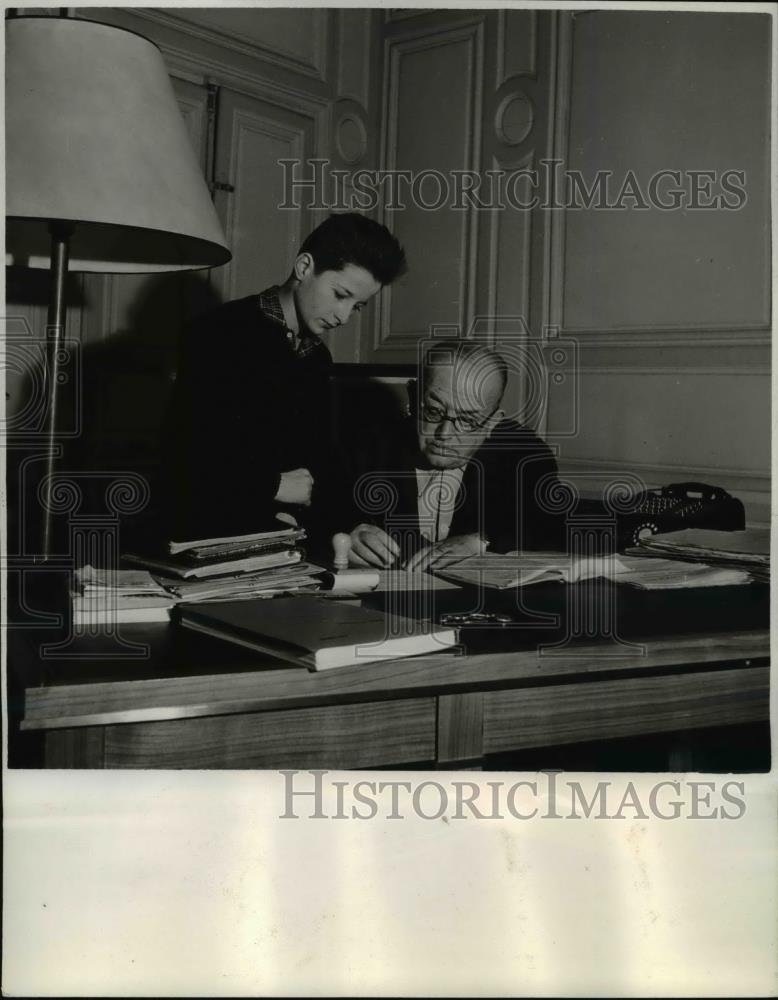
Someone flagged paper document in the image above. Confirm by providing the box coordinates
[432,551,751,590]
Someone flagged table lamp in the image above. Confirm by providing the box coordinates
[6,14,232,558]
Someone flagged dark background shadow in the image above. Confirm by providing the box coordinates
[5,268,221,557]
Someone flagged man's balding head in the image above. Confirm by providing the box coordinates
[416,340,507,469]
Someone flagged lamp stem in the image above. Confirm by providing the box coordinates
[41,220,74,560]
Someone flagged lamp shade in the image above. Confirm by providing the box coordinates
[6,16,231,273]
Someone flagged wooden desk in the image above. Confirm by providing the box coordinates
[9,582,770,770]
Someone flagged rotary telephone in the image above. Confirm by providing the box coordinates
[617,481,745,549]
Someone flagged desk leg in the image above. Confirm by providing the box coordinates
[437,692,484,768]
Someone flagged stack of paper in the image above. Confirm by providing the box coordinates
[165,562,327,602]
[124,526,307,579]
[72,566,176,626]
[431,550,752,590]
[608,556,750,590]
[74,520,335,625]
[630,528,769,583]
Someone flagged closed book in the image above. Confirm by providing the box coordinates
[176,595,458,670]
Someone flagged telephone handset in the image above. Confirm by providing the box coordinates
[621,481,745,548]
[634,482,731,517]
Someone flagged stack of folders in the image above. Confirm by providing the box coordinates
[125,525,309,579]
[72,566,177,626]
[164,561,326,603]
[75,526,328,626]
[628,528,770,584]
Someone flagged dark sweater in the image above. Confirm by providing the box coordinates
[160,292,335,542]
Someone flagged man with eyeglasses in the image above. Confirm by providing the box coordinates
[344,339,564,571]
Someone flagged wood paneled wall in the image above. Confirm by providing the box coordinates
[6,9,770,535]
[546,11,771,525]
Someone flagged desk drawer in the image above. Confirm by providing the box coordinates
[482,665,770,753]
[88,697,436,769]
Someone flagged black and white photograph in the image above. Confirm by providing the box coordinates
[3,1,776,995]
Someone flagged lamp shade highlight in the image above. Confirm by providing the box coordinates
[6,16,231,273]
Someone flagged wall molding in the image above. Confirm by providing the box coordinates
[540,332,772,351]
[545,11,770,343]
[379,12,486,50]
[336,9,373,111]
[560,328,772,349]
[495,9,537,88]
[495,88,534,148]
[486,151,534,329]
[376,17,484,355]
[224,108,306,302]
[172,82,210,172]
[544,11,573,339]
[130,8,330,84]
[385,10,436,24]
[543,326,771,370]
[154,41,332,210]
[570,365,770,377]
[333,101,370,167]
[556,458,770,526]
[557,456,770,492]
[156,41,332,121]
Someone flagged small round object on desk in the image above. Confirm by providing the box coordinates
[332,532,353,570]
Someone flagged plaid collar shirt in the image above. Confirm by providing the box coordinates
[257,284,323,359]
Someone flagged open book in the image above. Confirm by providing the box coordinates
[431,551,751,590]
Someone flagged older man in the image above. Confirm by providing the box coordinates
[344,339,564,571]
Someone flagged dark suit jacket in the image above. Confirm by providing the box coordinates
[341,416,566,561]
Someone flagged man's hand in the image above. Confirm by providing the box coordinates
[403,533,487,573]
[275,468,313,506]
[348,523,401,567]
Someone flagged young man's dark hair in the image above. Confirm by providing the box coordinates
[299,212,407,285]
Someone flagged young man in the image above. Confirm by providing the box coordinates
[344,339,564,570]
[162,212,406,542]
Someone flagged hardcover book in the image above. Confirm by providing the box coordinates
[176,595,458,670]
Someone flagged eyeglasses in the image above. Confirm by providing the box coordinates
[421,401,495,434]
